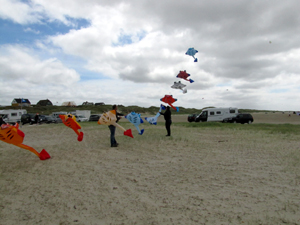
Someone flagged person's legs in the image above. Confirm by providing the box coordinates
[109,125,117,146]
[165,120,171,136]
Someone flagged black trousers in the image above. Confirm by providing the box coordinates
[165,120,172,136]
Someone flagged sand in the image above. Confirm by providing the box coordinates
[0,113,300,224]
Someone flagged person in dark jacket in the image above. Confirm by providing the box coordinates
[160,106,172,136]
[109,105,124,147]
[34,113,39,126]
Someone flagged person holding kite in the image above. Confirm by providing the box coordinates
[160,106,172,136]
[109,105,124,147]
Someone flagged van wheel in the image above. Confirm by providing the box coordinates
[248,120,252,124]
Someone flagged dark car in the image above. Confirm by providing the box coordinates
[89,114,100,121]
[223,113,254,124]
[21,113,40,125]
[187,113,197,122]
[40,115,58,124]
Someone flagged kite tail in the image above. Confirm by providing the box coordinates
[194,58,198,62]
[189,79,194,83]
[71,129,83,141]
[16,144,50,160]
[77,132,84,142]
[170,105,178,112]
[113,122,126,132]
[134,125,144,135]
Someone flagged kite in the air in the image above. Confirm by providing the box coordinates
[125,112,144,135]
[0,123,50,160]
[59,114,84,141]
[145,104,166,125]
[171,81,187,94]
[177,70,194,83]
[186,47,198,62]
[160,95,179,112]
[98,110,133,138]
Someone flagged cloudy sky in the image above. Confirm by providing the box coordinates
[0,0,300,111]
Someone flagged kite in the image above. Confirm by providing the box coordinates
[186,47,198,62]
[59,114,84,141]
[145,104,166,125]
[125,112,144,135]
[171,81,187,94]
[0,123,50,160]
[160,95,179,112]
[98,110,133,138]
[177,70,194,83]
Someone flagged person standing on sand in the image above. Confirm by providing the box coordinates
[109,105,124,147]
[160,106,172,136]
[34,113,39,125]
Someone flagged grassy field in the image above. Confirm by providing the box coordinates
[0,113,300,224]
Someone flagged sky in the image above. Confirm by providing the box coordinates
[0,0,300,111]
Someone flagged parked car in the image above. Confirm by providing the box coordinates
[89,114,100,121]
[223,113,254,124]
[75,115,89,122]
[21,113,41,125]
[41,115,59,124]
[187,113,197,122]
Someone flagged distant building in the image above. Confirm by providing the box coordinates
[37,99,53,106]
[11,98,31,107]
[95,102,105,106]
[62,101,77,107]
[82,101,94,106]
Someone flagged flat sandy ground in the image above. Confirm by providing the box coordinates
[1,113,300,224]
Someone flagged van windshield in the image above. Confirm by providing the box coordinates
[0,114,8,119]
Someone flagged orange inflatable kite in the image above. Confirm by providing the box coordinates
[0,123,50,160]
[59,114,84,141]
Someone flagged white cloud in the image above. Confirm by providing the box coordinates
[0,45,80,85]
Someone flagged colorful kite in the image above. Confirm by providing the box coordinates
[145,104,166,125]
[160,95,179,112]
[177,70,194,83]
[59,114,84,141]
[186,47,198,62]
[125,112,144,135]
[0,123,50,160]
[98,110,133,138]
[171,81,187,94]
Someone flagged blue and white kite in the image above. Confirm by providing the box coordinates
[145,104,166,125]
[125,112,144,135]
[185,47,198,62]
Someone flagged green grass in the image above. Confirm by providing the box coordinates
[180,121,300,134]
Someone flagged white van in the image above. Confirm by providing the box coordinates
[0,109,27,124]
[52,111,68,118]
[195,107,239,122]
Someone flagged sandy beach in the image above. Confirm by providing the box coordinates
[1,113,300,224]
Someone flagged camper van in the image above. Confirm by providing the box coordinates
[69,110,91,119]
[0,109,27,124]
[52,111,67,118]
[195,107,239,122]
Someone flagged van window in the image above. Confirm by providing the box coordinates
[216,111,221,114]
[230,109,236,113]
[210,111,215,115]
[11,113,17,116]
